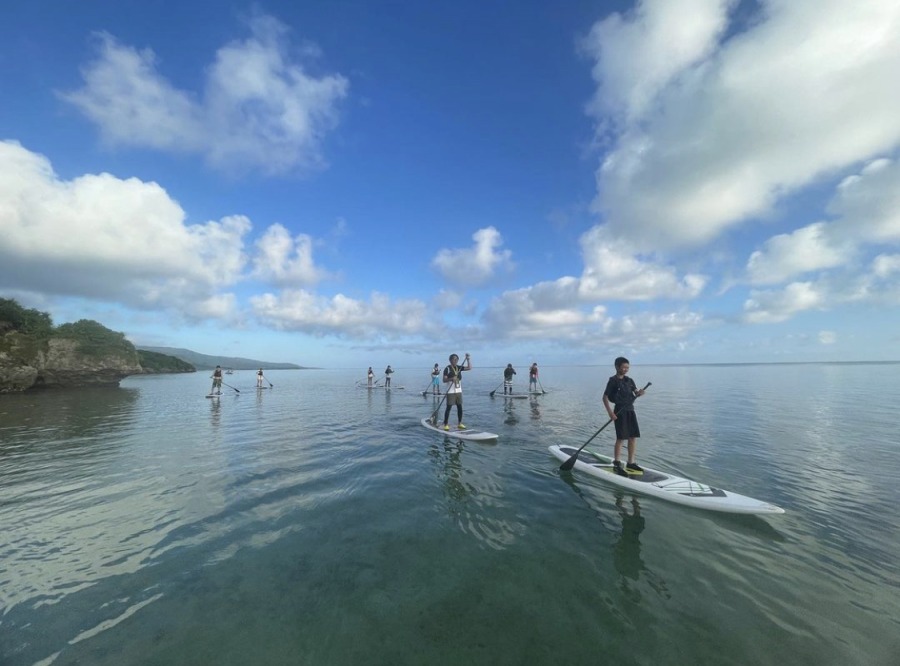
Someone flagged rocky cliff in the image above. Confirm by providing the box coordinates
[0,333,143,392]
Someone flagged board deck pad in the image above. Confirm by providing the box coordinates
[560,447,668,483]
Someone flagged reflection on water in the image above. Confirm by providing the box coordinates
[529,395,542,421]
[1,365,898,665]
[0,387,139,443]
[612,494,670,600]
[502,398,519,425]
[613,495,646,580]
[429,439,468,508]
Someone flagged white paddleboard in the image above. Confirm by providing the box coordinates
[495,393,528,399]
[549,445,784,515]
[420,418,498,441]
[206,393,222,398]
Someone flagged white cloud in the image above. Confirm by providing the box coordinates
[872,254,900,278]
[252,224,329,286]
[482,283,706,347]
[482,285,610,340]
[578,227,707,299]
[586,0,900,249]
[743,156,900,288]
[818,331,836,345]
[743,281,826,323]
[60,14,348,175]
[431,226,514,287]
[829,158,900,242]
[746,222,848,285]
[250,289,431,338]
[0,140,249,318]
[582,0,734,123]
[743,251,900,323]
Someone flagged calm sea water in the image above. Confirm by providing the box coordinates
[1,364,898,665]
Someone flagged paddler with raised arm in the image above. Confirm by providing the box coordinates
[442,353,471,430]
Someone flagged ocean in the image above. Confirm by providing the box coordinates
[1,363,898,665]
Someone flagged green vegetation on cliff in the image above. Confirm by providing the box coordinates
[0,297,54,337]
[54,319,134,358]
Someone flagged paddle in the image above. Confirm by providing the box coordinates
[538,378,546,394]
[428,392,449,425]
[222,381,241,394]
[488,381,504,398]
[421,377,434,397]
[559,382,650,471]
[262,375,273,388]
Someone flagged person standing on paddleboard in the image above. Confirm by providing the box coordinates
[210,365,223,395]
[602,357,646,477]
[529,363,539,392]
[384,365,394,388]
[257,368,264,388]
[367,367,375,387]
[430,363,441,395]
[442,353,471,430]
[503,363,516,394]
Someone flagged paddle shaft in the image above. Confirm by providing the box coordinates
[559,382,650,471]
[222,381,240,393]
[489,381,504,397]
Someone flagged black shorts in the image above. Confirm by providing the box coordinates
[614,410,640,439]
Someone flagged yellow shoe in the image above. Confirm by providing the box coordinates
[457,424,467,430]
[443,424,450,431]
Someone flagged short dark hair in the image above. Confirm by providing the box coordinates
[614,356,629,369]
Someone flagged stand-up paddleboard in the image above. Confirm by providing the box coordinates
[549,445,784,515]
[206,393,222,398]
[495,393,528,399]
[421,418,498,442]
[383,386,405,390]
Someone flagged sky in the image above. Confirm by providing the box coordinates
[2,0,899,369]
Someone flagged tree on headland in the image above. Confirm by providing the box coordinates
[54,319,134,357]
[0,297,54,337]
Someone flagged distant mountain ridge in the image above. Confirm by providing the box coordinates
[136,346,311,370]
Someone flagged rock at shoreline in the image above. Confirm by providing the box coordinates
[1,333,143,392]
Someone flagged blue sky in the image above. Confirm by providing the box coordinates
[2,0,899,369]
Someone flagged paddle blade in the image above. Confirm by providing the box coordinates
[559,454,578,472]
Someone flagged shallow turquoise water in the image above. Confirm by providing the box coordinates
[1,364,898,665]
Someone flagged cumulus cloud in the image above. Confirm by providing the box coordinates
[744,156,900,287]
[743,281,826,324]
[578,227,707,299]
[829,158,900,243]
[482,282,705,348]
[582,0,734,123]
[252,224,330,286]
[0,140,249,318]
[60,14,348,175]
[431,226,514,287]
[250,289,431,338]
[585,0,900,249]
[746,222,848,285]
